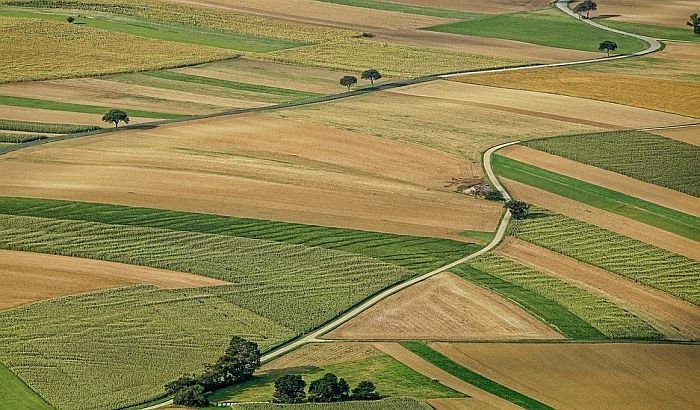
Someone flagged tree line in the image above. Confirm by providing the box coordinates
[340,69,382,91]
[274,373,379,404]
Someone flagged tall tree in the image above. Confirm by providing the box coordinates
[200,336,260,390]
[173,384,209,407]
[361,69,382,86]
[351,381,380,400]
[308,373,350,402]
[688,13,700,35]
[598,40,618,56]
[573,1,597,19]
[339,75,358,90]
[102,109,129,128]
[273,375,307,403]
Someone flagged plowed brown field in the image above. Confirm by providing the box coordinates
[502,178,700,260]
[431,342,700,410]
[327,272,561,340]
[0,250,228,311]
[500,145,700,216]
[390,0,547,13]
[498,238,700,340]
[589,0,697,27]
[0,114,502,239]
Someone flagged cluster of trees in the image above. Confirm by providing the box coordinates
[689,13,700,35]
[165,336,261,407]
[505,200,530,220]
[573,1,597,19]
[340,69,382,91]
[273,373,379,404]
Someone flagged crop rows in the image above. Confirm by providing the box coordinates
[0,133,47,143]
[526,131,700,197]
[231,398,433,410]
[509,209,700,306]
[469,254,661,339]
[0,285,294,410]
[0,119,100,133]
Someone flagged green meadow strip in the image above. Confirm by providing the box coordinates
[0,363,54,410]
[401,342,554,410]
[492,154,700,241]
[317,0,481,20]
[596,20,700,42]
[0,95,185,119]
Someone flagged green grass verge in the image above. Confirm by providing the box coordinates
[509,208,700,306]
[317,0,481,20]
[143,70,321,99]
[0,8,304,52]
[0,119,100,133]
[210,354,461,402]
[595,19,700,42]
[0,362,54,410]
[525,131,700,197]
[0,95,185,119]
[451,264,603,339]
[400,342,553,410]
[459,229,496,243]
[231,398,433,410]
[0,197,478,274]
[0,142,14,149]
[469,254,661,339]
[426,8,647,53]
[492,154,700,241]
[0,133,47,143]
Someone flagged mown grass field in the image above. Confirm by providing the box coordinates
[0,285,294,410]
[400,342,552,410]
[492,154,700,241]
[525,131,700,196]
[231,398,433,410]
[596,19,700,42]
[510,208,700,306]
[425,8,647,54]
[469,254,661,339]
[0,363,54,410]
[0,95,185,119]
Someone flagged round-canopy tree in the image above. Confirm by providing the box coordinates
[340,75,358,91]
[102,109,129,128]
[361,69,382,86]
[688,13,700,35]
[598,40,618,57]
[274,374,307,404]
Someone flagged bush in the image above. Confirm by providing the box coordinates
[173,384,209,407]
[506,200,529,220]
[351,380,380,401]
[308,373,350,403]
[274,374,307,403]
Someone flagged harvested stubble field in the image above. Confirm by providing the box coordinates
[653,126,700,146]
[430,342,700,410]
[374,0,548,14]
[583,0,696,27]
[327,272,562,341]
[0,114,503,238]
[469,254,661,339]
[0,105,154,126]
[210,342,460,403]
[455,67,700,118]
[509,208,700,306]
[0,249,228,311]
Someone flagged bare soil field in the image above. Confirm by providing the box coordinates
[273,89,599,162]
[0,113,502,239]
[0,106,153,126]
[588,0,697,27]
[374,342,520,410]
[389,0,548,14]
[431,342,700,410]
[502,178,700,260]
[426,398,503,410]
[326,272,561,341]
[259,342,383,374]
[0,250,228,311]
[500,145,700,216]
[653,126,700,146]
[498,238,700,340]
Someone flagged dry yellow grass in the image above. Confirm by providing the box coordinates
[454,67,700,118]
[0,17,236,84]
[389,0,548,13]
[588,0,697,27]
[259,342,383,373]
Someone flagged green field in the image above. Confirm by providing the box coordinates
[0,197,479,274]
[596,19,700,42]
[0,119,99,133]
[231,398,433,410]
[469,254,660,339]
[0,286,294,410]
[425,8,647,54]
[0,95,185,119]
[211,354,461,403]
[525,131,700,197]
[401,342,552,410]
[0,133,47,143]
[452,264,603,339]
[317,0,480,20]
[492,154,700,241]
[0,363,54,410]
[510,208,700,306]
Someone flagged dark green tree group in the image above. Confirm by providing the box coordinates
[573,0,597,19]
[688,13,700,35]
[339,69,382,91]
[273,375,307,404]
[273,373,379,404]
[505,200,530,220]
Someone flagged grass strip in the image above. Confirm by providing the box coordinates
[492,154,700,241]
[401,341,554,410]
[0,119,100,133]
[0,95,185,119]
[0,362,54,410]
[317,0,481,20]
[595,19,700,42]
[451,264,604,339]
[230,397,434,409]
[143,70,321,99]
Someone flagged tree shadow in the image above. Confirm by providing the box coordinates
[592,14,621,20]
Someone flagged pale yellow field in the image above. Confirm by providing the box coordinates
[0,106,153,126]
[389,0,548,13]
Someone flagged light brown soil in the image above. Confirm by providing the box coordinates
[498,238,700,340]
[500,145,700,216]
[431,342,700,410]
[652,126,700,146]
[374,342,520,409]
[388,0,548,13]
[0,106,153,126]
[395,81,695,129]
[0,113,501,239]
[588,0,698,27]
[502,178,700,260]
[259,342,383,374]
[426,398,502,410]
[0,250,229,311]
[327,272,562,340]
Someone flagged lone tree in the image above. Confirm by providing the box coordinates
[273,375,307,404]
[351,381,380,401]
[102,109,129,128]
[339,75,358,91]
[66,16,75,23]
[505,200,529,220]
[688,13,700,36]
[308,373,350,403]
[361,69,382,86]
[173,384,209,407]
[598,40,618,56]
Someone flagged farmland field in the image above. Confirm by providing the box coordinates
[0,363,54,410]
[581,0,696,27]
[230,397,433,410]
